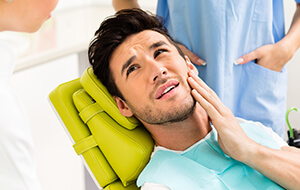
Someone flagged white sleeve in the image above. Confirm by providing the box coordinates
[141,182,171,190]
[236,117,288,147]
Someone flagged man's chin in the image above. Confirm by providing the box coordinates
[144,96,196,125]
[167,97,196,123]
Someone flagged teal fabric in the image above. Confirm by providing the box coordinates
[137,122,284,190]
[156,0,292,138]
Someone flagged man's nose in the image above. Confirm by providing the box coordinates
[149,61,168,83]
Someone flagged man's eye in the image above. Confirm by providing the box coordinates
[126,64,139,76]
[154,49,168,58]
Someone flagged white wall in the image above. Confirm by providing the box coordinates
[10,1,300,190]
[284,1,300,133]
[12,55,84,190]
[54,0,156,11]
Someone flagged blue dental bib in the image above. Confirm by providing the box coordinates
[137,122,284,190]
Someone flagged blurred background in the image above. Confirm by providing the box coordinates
[0,0,299,189]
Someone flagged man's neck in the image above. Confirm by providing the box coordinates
[145,104,211,151]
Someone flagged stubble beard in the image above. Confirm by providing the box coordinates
[126,92,196,125]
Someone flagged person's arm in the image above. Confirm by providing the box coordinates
[244,145,300,190]
[236,3,300,72]
[187,70,300,190]
[112,0,140,12]
[177,43,206,66]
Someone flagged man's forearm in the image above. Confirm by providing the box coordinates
[112,0,140,11]
[242,145,300,190]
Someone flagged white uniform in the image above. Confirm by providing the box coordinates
[0,40,41,190]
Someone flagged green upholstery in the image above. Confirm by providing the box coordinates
[49,67,154,189]
[80,67,139,130]
[105,181,141,190]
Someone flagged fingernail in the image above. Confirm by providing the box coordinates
[234,58,244,65]
[190,70,196,76]
[197,59,206,66]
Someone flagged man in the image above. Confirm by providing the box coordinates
[88,9,300,190]
[112,0,300,138]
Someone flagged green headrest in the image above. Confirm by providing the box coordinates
[73,88,154,187]
[50,67,154,189]
[48,78,117,188]
[80,67,140,130]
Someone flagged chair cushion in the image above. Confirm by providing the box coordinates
[104,180,139,190]
[48,78,118,189]
[80,67,139,130]
[49,67,154,188]
[73,88,154,187]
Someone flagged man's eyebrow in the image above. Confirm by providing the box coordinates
[120,41,168,76]
[150,41,168,50]
[121,55,136,76]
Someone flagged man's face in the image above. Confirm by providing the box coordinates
[110,30,195,125]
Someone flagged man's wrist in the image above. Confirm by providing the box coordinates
[238,141,266,167]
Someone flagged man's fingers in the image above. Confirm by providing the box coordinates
[188,72,224,113]
[188,71,221,105]
[188,71,210,91]
[177,43,206,66]
[191,89,220,119]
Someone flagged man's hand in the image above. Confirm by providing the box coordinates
[187,70,258,161]
[177,43,206,66]
[187,70,300,189]
[234,42,293,72]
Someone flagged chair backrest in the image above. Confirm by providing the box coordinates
[49,67,154,190]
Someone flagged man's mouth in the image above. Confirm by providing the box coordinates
[155,80,179,99]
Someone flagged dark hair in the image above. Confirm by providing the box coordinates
[88,8,184,99]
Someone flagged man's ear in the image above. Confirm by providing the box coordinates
[113,96,134,117]
[185,56,199,75]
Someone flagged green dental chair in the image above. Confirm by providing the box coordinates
[49,67,154,190]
